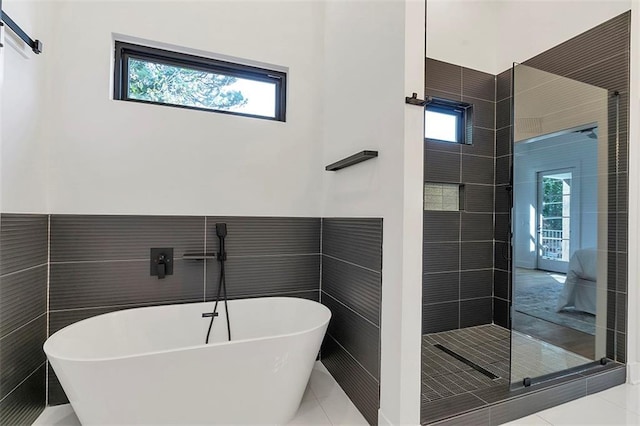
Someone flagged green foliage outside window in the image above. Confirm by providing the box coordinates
[542,178,568,230]
[127,58,248,110]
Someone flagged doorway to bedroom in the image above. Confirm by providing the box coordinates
[513,131,597,357]
[513,134,595,363]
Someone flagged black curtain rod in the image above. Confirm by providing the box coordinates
[1,11,43,54]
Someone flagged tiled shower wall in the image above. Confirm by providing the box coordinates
[423,58,497,333]
[493,11,631,363]
[0,214,48,425]
[493,70,512,329]
[320,218,382,425]
[47,215,321,405]
[424,11,631,341]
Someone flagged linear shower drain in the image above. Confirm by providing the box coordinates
[433,344,500,380]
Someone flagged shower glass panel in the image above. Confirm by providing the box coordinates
[510,63,610,385]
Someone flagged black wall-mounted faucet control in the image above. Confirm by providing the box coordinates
[150,248,174,279]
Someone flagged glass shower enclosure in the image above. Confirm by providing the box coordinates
[510,63,612,385]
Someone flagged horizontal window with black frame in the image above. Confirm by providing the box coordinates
[114,42,287,121]
[424,97,473,144]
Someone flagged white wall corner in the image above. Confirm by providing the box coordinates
[378,0,424,424]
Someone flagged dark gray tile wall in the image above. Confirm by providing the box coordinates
[47,215,321,405]
[494,68,512,329]
[0,214,48,425]
[496,11,631,361]
[0,365,46,426]
[320,218,382,425]
[423,59,496,333]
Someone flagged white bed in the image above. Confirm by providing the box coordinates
[556,248,597,315]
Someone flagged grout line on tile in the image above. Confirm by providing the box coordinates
[203,217,207,302]
[218,289,319,301]
[326,333,380,385]
[226,253,321,259]
[50,259,149,265]
[427,238,494,244]
[322,254,381,275]
[0,312,46,342]
[424,267,494,275]
[46,214,51,406]
[0,362,46,404]
[48,299,204,314]
[319,219,323,304]
[0,262,48,279]
[314,393,335,425]
[50,253,321,266]
[322,292,379,329]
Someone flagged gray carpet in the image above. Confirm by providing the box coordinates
[514,269,596,335]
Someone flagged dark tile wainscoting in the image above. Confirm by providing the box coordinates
[320,218,383,425]
[0,214,48,425]
[0,213,383,425]
[47,215,321,405]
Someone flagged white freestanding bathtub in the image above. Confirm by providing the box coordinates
[44,297,331,425]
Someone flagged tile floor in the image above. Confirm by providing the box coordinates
[422,325,511,402]
[33,361,368,426]
[31,362,640,425]
[504,383,640,425]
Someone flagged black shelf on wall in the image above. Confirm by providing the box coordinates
[325,150,378,171]
[183,253,217,260]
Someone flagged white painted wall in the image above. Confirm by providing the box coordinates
[321,0,424,423]
[426,0,502,74]
[426,0,498,74]
[426,0,632,74]
[45,0,324,216]
[1,0,53,213]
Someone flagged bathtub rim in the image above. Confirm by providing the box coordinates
[44,296,331,363]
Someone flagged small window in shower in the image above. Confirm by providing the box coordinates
[425,97,473,144]
[424,183,463,211]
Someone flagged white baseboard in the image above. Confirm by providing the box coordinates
[629,362,640,385]
[378,409,393,426]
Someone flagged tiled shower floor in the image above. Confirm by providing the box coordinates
[422,325,511,402]
[422,324,591,403]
